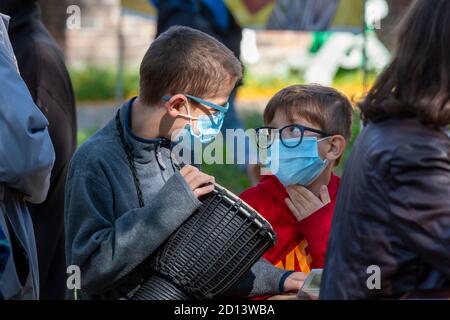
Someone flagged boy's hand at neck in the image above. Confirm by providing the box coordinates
[285,166,332,222]
[307,165,332,196]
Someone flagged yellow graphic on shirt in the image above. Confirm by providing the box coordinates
[274,239,312,273]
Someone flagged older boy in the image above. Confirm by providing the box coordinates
[241,85,352,280]
[65,26,302,299]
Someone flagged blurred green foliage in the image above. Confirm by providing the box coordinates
[70,66,370,103]
[70,67,139,102]
[242,67,304,89]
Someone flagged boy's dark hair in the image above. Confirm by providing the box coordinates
[139,26,242,105]
[264,84,353,141]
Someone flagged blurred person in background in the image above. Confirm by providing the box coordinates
[151,0,243,135]
[0,12,55,299]
[321,0,450,299]
[0,0,77,299]
[150,0,251,172]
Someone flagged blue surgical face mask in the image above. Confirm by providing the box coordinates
[176,102,225,144]
[267,136,330,186]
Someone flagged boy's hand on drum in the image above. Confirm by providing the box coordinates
[283,271,307,293]
[285,185,330,221]
[180,165,215,197]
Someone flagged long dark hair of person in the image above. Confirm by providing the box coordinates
[359,0,450,127]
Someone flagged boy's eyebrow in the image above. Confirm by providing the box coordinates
[202,98,228,107]
[217,100,228,107]
[200,103,223,112]
[200,101,227,110]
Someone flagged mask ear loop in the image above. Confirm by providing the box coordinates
[180,99,202,137]
[177,100,199,119]
[317,136,332,143]
[185,100,193,130]
[316,135,333,164]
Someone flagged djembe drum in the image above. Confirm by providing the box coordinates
[131,183,276,300]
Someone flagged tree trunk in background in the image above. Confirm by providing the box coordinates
[375,0,413,52]
[39,0,69,53]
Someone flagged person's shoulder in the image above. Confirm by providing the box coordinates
[24,22,65,65]
[358,118,449,161]
[364,120,449,182]
[390,134,450,170]
[383,119,450,161]
[367,118,448,142]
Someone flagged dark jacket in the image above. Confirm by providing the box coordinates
[0,0,77,299]
[321,117,450,299]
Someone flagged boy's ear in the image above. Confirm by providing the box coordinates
[164,94,188,118]
[324,135,346,164]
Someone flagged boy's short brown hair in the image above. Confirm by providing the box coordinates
[264,84,353,141]
[139,26,242,105]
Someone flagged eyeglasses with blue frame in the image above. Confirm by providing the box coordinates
[162,94,229,113]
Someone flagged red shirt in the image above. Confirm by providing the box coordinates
[240,174,340,273]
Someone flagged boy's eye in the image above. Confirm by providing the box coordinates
[283,126,302,138]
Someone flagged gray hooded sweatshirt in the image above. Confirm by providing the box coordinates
[65,98,287,299]
[0,13,55,299]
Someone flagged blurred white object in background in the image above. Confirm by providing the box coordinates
[305,32,390,86]
[305,33,355,85]
[366,0,389,30]
[241,28,260,65]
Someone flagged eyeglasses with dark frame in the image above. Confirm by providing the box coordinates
[256,124,332,149]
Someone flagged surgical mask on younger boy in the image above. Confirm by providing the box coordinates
[268,136,330,186]
[175,102,225,144]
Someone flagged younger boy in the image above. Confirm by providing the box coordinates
[65,26,302,299]
[241,85,352,280]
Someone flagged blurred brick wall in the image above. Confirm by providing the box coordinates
[38,0,409,71]
[62,0,156,69]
